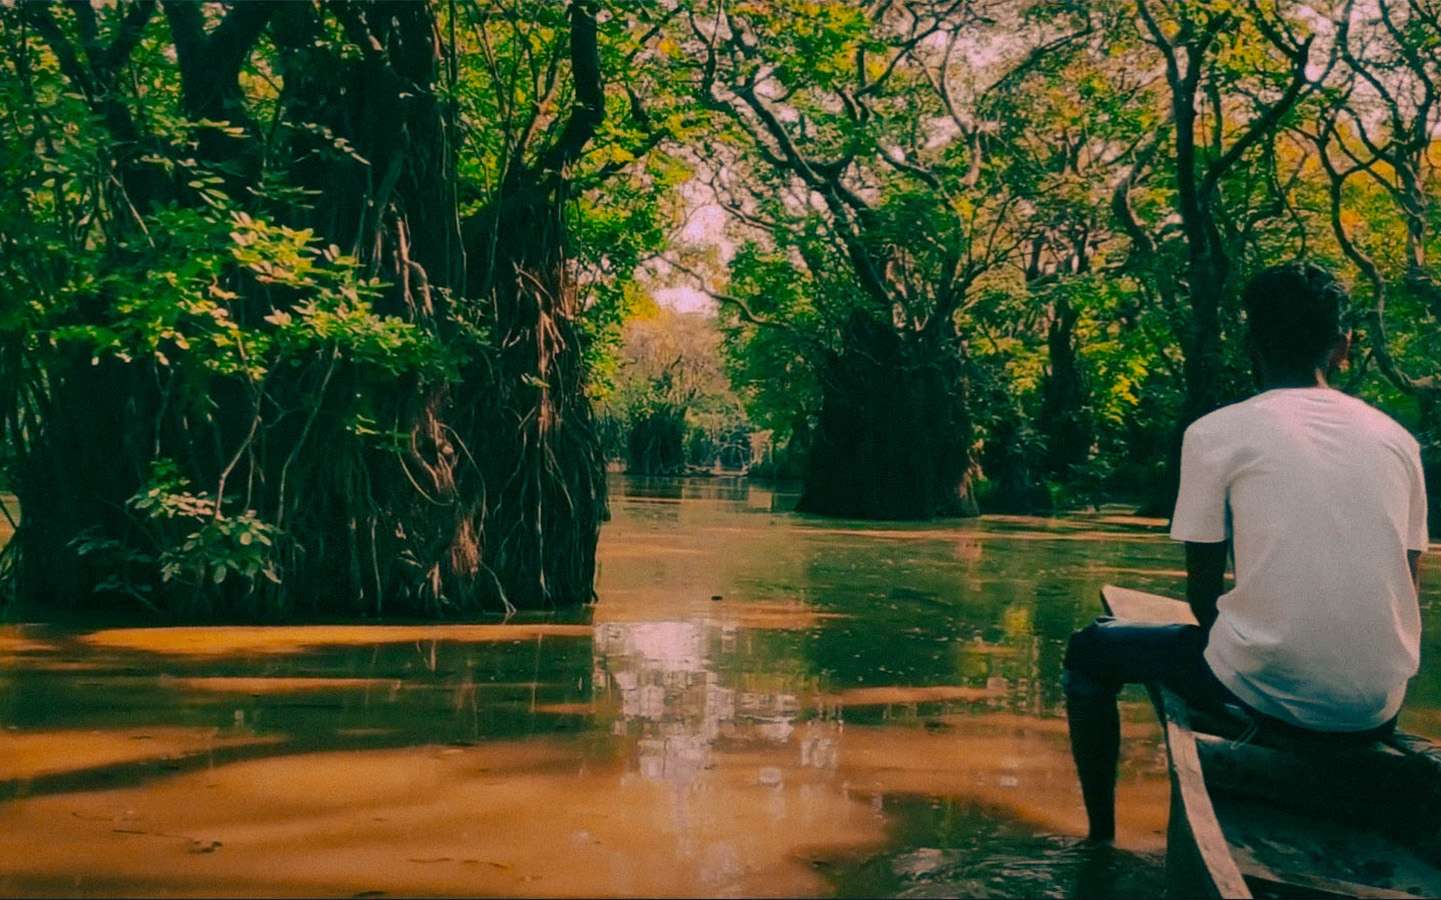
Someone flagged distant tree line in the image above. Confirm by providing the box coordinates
[595,304,750,475]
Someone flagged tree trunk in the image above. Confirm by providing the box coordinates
[626,408,687,475]
[1147,253,1228,516]
[458,177,605,609]
[1040,292,1089,479]
[11,356,149,606]
[1181,256,1227,427]
[798,314,977,520]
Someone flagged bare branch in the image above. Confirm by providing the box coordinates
[1198,33,1315,198]
[662,258,816,345]
[1314,116,1440,395]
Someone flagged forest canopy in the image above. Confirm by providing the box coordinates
[0,0,1437,619]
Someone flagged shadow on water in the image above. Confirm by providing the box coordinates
[1,474,1437,897]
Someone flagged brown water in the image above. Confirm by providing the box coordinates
[1,475,1438,898]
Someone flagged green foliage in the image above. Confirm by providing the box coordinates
[672,0,1439,514]
[129,459,280,592]
[0,0,675,617]
[717,244,822,447]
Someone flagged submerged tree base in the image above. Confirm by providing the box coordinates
[797,319,978,521]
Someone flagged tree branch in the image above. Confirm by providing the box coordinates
[1111,130,1165,257]
[535,0,605,176]
[663,258,816,346]
[23,5,96,99]
[163,0,276,123]
[1199,34,1315,199]
[1315,116,1440,396]
[106,1,159,73]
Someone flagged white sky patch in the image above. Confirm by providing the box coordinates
[681,200,729,245]
[644,177,738,315]
[653,286,718,313]
[924,115,962,150]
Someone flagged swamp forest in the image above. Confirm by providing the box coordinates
[1,0,1440,897]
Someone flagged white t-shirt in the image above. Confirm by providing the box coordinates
[1170,387,1429,731]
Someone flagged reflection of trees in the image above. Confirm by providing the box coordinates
[0,630,603,801]
[799,530,1104,720]
[0,634,597,753]
[602,483,1192,733]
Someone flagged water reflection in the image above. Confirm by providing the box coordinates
[597,619,726,783]
[619,474,788,507]
[1,474,1436,897]
[593,616,839,790]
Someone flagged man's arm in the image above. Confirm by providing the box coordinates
[1409,549,1423,594]
[1185,540,1229,633]
[1171,422,1231,628]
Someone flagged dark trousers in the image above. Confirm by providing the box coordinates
[1062,618,1236,713]
[1061,617,1397,841]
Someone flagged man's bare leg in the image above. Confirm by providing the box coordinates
[1065,686,1119,843]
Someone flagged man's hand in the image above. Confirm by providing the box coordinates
[1185,541,1229,633]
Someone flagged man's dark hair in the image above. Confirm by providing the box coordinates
[1241,262,1348,373]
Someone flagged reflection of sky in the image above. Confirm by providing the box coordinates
[594,616,837,789]
[589,475,1196,798]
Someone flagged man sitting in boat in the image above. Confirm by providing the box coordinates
[1062,262,1429,843]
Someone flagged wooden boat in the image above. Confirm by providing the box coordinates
[1101,585,1441,899]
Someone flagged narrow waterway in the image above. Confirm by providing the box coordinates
[2,476,1438,897]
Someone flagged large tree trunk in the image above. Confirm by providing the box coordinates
[263,1,480,615]
[1040,292,1089,479]
[11,356,151,606]
[1180,256,1227,427]
[626,408,687,475]
[1146,251,1229,516]
[458,177,606,609]
[798,314,977,520]
[6,2,259,612]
